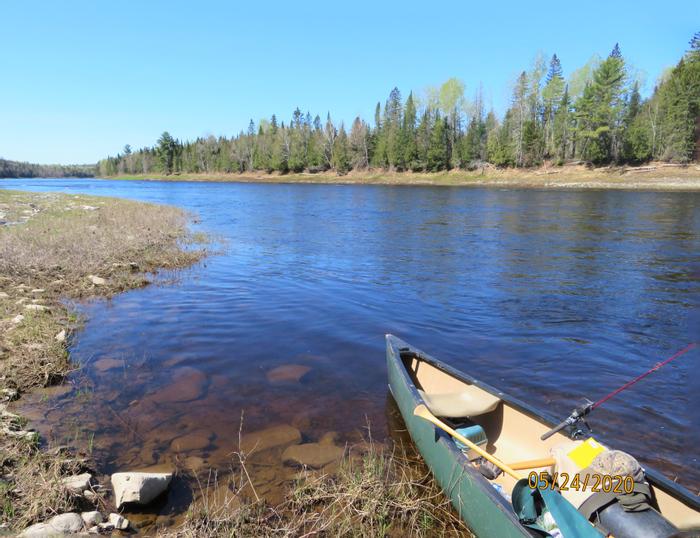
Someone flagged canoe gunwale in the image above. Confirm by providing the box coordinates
[385,334,700,514]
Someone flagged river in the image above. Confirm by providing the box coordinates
[2,178,698,520]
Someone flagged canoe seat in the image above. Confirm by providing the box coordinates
[418,388,500,418]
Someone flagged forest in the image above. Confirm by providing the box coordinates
[99,35,700,177]
[0,159,95,178]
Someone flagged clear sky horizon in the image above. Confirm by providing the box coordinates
[1,1,697,165]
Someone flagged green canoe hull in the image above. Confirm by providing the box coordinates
[386,335,530,538]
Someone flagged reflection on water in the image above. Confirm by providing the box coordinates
[3,179,699,520]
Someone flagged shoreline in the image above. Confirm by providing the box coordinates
[98,163,700,191]
[0,190,208,533]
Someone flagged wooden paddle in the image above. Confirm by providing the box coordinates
[413,404,523,480]
[506,457,556,470]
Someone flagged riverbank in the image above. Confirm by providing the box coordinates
[0,190,207,532]
[102,162,700,190]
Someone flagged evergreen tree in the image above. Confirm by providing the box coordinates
[332,125,350,173]
[427,115,449,171]
[402,92,419,169]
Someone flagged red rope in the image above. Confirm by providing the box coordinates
[592,342,698,410]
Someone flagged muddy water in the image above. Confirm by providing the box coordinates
[3,179,699,526]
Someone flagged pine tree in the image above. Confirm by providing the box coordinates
[332,125,350,173]
[402,92,419,169]
[427,115,449,171]
[543,54,566,158]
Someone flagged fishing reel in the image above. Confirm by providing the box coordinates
[541,399,594,441]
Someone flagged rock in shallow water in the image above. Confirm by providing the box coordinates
[282,442,345,469]
[170,430,213,452]
[111,471,172,507]
[266,364,311,383]
[148,367,207,403]
[240,424,302,454]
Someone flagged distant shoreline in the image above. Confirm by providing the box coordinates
[98,163,700,191]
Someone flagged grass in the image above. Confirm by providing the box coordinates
[0,189,207,531]
[160,442,472,537]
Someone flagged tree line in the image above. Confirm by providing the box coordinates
[0,159,95,178]
[98,34,700,177]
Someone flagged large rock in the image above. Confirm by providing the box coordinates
[88,275,106,285]
[282,442,345,469]
[111,471,172,507]
[266,364,311,383]
[20,512,84,536]
[240,424,301,454]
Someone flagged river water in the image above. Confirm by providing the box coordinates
[2,178,698,518]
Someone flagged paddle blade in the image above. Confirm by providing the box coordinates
[413,403,431,419]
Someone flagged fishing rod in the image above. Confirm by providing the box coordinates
[540,342,698,441]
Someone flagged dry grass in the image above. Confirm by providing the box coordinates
[0,189,206,531]
[161,443,471,537]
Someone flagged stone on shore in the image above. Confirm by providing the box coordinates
[108,513,130,530]
[20,512,84,536]
[24,304,49,312]
[282,442,345,469]
[240,424,301,454]
[266,364,311,383]
[88,275,106,285]
[55,329,66,343]
[11,314,24,324]
[81,511,103,526]
[111,471,173,507]
[61,472,92,493]
[0,292,9,299]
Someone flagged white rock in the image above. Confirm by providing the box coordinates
[62,472,92,493]
[108,513,129,530]
[18,522,51,537]
[81,511,103,526]
[0,292,9,299]
[111,471,172,507]
[88,525,100,534]
[31,289,45,294]
[47,512,84,533]
[88,275,106,286]
[24,304,49,312]
[11,314,24,324]
[55,329,66,343]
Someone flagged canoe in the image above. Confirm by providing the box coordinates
[386,334,700,537]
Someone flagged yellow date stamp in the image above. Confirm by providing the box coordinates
[528,471,634,494]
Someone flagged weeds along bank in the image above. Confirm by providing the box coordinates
[0,189,206,531]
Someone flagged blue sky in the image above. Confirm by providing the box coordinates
[1,1,696,164]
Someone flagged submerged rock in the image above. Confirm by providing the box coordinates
[282,442,345,469]
[111,471,172,507]
[240,424,302,454]
[170,430,213,452]
[266,364,312,383]
[148,367,207,403]
[93,357,124,372]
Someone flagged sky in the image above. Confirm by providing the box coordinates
[1,1,697,164]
